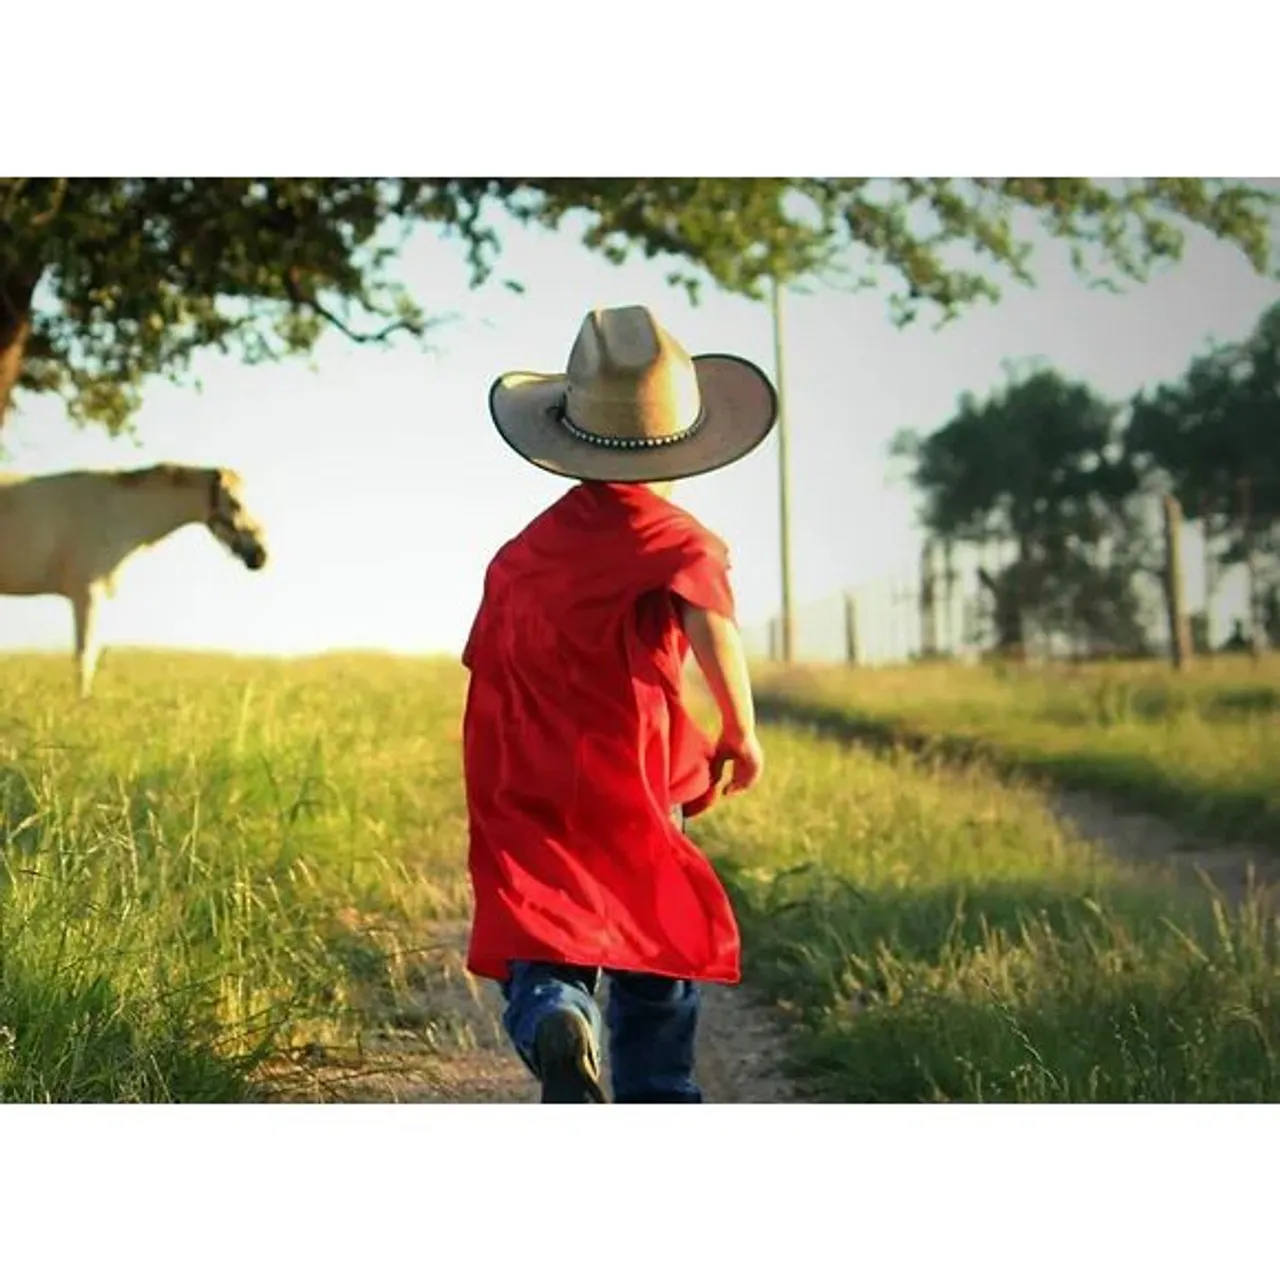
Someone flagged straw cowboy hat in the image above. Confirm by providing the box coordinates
[488,305,779,482]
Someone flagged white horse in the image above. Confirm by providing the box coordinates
[0,463,268,697]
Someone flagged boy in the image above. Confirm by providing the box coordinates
[461,304,777,1103]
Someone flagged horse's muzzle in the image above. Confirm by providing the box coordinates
[241,542,268,571]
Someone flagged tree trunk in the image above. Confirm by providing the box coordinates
[0,270,40,429]
[1161,493,1193,671]
[918,539,939,659]
[977,564,1026,658]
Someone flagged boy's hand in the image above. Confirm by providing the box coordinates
[710,730,765,797]
[678,602,762,801]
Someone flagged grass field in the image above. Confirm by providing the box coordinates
[0,651,473,1102]
[2,649,1278,1102]
[751,655,1280,849]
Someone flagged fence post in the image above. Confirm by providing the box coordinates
[891,579,914,663]
[919,539,939,659]
[942,539,956,655]
[1162,493,1193,671]
[843,591,859,666]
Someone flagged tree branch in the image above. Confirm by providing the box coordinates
[0,267,42,324]
[28,179,69,229]
[0,178,29,224]
[283,266,423,345]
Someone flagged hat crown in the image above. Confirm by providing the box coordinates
[564,306,703,444]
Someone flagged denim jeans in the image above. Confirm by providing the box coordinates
[500,961,702,1103]
[497,806,702,1103]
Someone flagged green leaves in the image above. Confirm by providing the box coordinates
[898,368,1134,543]
[899,294,1280,654]
[895,368,1155,652]
[1,176,1277,437]
[1127,300,1280,569]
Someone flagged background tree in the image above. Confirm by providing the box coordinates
[2,177,1277,438]
[1126,300,1280,645]
[892,367,1157,657]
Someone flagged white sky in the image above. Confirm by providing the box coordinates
[3,192,1277,659]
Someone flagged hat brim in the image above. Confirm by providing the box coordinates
[488,354,778,483]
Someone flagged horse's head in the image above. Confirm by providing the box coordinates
[207,468,268,571]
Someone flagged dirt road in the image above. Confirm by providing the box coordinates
[267,920,794,1103]
[270,784,1276,1104]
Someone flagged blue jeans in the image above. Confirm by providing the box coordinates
[500,962,702,1103]
[498,805,702,1103]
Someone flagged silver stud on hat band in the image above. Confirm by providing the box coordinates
[554,400,705,450]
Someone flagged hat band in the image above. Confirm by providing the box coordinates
[556,399,706,451]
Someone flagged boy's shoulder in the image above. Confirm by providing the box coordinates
[613,484,732,556]
[658,497,731,565]
[487,483,731,578]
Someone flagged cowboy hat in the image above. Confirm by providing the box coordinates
[488,305,778,483]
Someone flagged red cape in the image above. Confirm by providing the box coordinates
[461,483,741,984]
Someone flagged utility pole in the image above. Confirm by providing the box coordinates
[770,275,796,664]
[843,591,859,665]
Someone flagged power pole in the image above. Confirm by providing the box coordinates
[770,276,795,664]
[843,591,859,665]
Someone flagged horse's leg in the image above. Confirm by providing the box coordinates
[71,584,102,699]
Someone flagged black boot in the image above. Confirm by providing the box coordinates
[533,1009,607,1103]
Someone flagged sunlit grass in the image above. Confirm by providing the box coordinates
[698,718,1280,1102]
[751,655,1280,847]
[3,649,1278,1103]
[0,651,471,1101]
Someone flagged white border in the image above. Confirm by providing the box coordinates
[5,2,1278,1273]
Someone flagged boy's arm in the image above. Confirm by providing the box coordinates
[679,601,764,797]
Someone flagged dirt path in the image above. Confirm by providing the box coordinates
[276,793,1280,1104]
[269,921,795,1104]
[755,695,1280,911]
[271,787,1280,1104]
[268,746,1278,1104]
[1050,789,1279,908]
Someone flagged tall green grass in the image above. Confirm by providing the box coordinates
[698,721,1280,1101]
[752,656,1280,848]
[5,650,1278,1103]
[0,652,471,1101]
